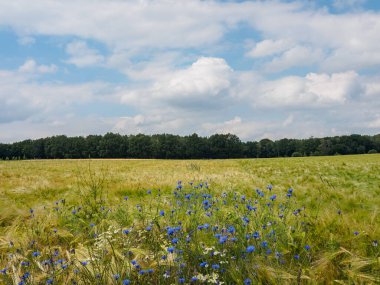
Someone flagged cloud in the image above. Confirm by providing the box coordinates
[246,39,293,58]
[18,59,57,74]
[264,45,324,72]
[0,68,110,124]
[17,36,35,46]
[247,71,362,108]
[65,41,105,67]
[121,57,233,109]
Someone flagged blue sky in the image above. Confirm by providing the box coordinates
[0,0,380,142]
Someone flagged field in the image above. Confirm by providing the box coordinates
[0,155,379,284]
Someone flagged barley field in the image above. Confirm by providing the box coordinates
[0,155,379,284]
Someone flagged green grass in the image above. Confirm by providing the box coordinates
[0,155,379,284]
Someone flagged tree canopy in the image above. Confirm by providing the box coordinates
[0,133,379,160]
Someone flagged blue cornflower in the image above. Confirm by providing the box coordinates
[199,261,208,267]
[219,235,228,244]
[113,274,120,280]
[159,210,165,216]
[90,223,95,227]
[167,247,175,253]
[269,194,277,201]
[32,251,40,257]
[304,245,311,251]
[161,255,167,260]
[172,238,179,244]
[191,276,198,282]
[21,272,30,280]
[261,241,268,247]
[0,268,7,274]
[244,278,252,285]
[123,229,130,235]
[147,190,152,194]
[131,260,137,265]
[212,264,220,270]
[246,245,255,253]
[146,225,152,231]
[179,277,185,283]
[122,280,131,285]
[294,254,300,260]
[354,231,359,236]
[46,279,53,284]
[80,261,88,266]
[227,226,235,234]
[124,196,128,200]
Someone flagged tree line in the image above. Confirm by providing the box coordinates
[0,133,379,160]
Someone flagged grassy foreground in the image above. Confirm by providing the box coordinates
[0,155,379,284]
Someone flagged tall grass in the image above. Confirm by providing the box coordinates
[0,155,379,284]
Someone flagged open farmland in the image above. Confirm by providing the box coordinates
[0,155,379,284]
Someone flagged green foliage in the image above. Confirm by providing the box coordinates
[1,133,379,160]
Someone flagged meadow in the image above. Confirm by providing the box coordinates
[0,155,379,284]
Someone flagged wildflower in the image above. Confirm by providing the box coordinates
[167,247,175,253]
[191,276,198,282]
[131,260,137,265]
[72,209,77,215]
[246,246,255,253]
[227,226,235,234]
[147,190,152,194]
[354,231,359,236]
[81,261,88,266]
[21,272,30,280]
[161,255,167,260]
[304,245,311,251]
[179,277,185,283]
[122,280,131,285]
[123,229,130,235]
[200,261,208,267]
[244,278,252,285]
[267,184,273,191]
[32,251,41,257]
[0,268,7,274]
[146,225,152,231]
[160,210,165,216]
[294,254,300,260]
[21,261,30,267]
[269,194,276,201]
[219,236,228,244]
[46,279,53,284]
[261,241,268,248]
[113,274,120,280]
[90,223,95,227]
[172,238,179,244]
[212,264,220,270]
[124,196,128,200]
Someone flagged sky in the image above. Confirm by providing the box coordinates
[0,0,380,143]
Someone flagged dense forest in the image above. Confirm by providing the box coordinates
[0,133,379,160]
